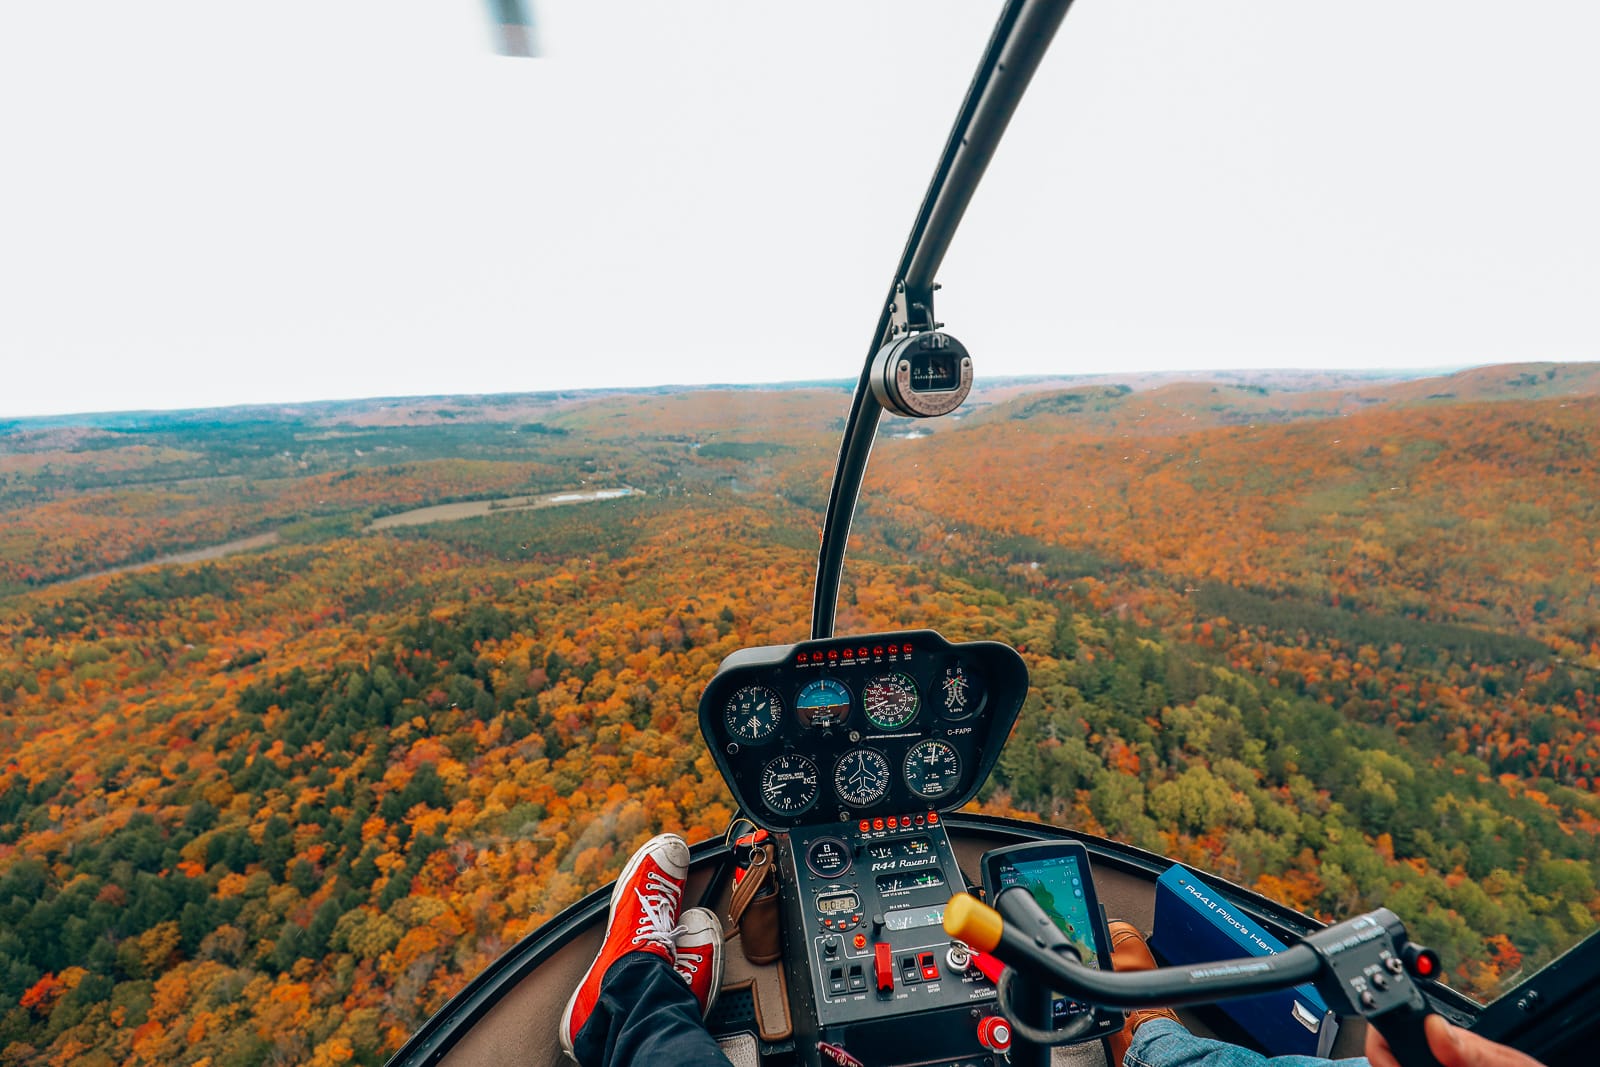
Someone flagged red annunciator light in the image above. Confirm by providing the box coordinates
[828,649,839,660]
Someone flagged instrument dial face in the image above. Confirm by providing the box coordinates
[903,739,962,799]
[796,678,852,729]
[862,672,920,731]
[759,753,819,816]
[937,659,985,721]
[833,748,891,807]
[806,837,852,878]
[724,684,782,742]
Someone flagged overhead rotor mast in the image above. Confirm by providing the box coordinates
[810,0,1078,640]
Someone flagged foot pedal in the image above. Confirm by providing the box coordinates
[717,1031,760,1067]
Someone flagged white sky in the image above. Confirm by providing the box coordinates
[2,1,1597,419]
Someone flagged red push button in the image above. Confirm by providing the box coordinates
[874,942,894,991]
[978,1016,1011,1052]
[853,933,866,950]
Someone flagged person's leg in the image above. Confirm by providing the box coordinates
[559,833,732,1067]
[1106,923,1365,1067]
[570,951,733,1067]
[1107,920,1183,1066]
[1126,1018,1364,1067]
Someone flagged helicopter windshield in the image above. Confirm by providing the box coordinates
[1,4,1598,1066]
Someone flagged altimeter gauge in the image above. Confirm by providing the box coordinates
[833,748,891,808]
[862,672,920,731]
[903,739,961,800]
[796,677,852,729]
[760,753,819,816]
[725,684,782,742]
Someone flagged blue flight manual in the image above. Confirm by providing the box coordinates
[1149,865,1339,1058]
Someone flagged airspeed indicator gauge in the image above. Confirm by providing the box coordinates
[904,739,961,800]
[760,753,819,816]
[724,684,781,742]
[833,748,891,808]
[862,672,919,731]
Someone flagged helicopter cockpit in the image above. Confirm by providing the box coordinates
[375,2,1599,1065]
[7,0,1584,1065]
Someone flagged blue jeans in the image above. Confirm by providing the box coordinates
[1126,1018,1368,1067]
[577,958,1367,1067]
[572,952,733,1067]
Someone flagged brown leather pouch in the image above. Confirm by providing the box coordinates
[728,842,782,965]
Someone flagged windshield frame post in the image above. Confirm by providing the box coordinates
[810,0,1077,640]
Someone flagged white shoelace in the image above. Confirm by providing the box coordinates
[676,948,705,977]
[631,870,686,961]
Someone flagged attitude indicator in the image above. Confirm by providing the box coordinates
[796,678,852,729]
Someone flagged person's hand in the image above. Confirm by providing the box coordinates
[1364,1013,1546,1067]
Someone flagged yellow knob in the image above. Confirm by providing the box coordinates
[944,892,1003,953]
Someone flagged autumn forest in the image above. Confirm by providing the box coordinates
[2,364,1598,1065]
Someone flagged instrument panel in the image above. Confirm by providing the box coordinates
[698,630,1028,831]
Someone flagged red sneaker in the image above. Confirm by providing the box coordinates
[674,907,725,1018]
[559,833,691,1059]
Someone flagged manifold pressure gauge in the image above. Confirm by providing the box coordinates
[869,330,972,418]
